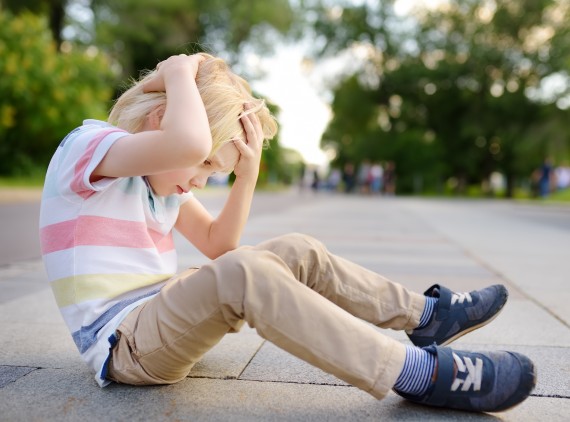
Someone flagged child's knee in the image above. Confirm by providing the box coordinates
[209,247,296,308]
[211,247,285,287]
[259,232,325,255]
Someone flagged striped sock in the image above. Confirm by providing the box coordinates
[393,346,436,397]
[417,296,438,329]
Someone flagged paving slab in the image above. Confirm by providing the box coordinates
[447,298,570,347]
[0,368,567,422]
[400,199,570,326]
[188,326,265,379]
[240,339,570,399]
[0,261,47,303]
[240,341,349,386]
[0,322,82,369]
[0,286,61,323]
[0,366,36,389]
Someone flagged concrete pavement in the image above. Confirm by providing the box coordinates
[1,190,569,421]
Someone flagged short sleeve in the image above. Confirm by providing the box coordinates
[55,124,130,201]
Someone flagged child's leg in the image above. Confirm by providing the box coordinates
[108,245,407,399]
[255,234,509,348]
[252,233,426,331]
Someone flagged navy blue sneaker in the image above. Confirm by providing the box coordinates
[408,284,508,347]
[395,345,536,412]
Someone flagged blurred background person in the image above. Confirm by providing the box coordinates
[383,161,396,196]
[538,157,554,198]
[370,162,383,195]
[555,161,570,192]
[357,160,371,194]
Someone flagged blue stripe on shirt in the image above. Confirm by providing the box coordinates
[72,287,162,353]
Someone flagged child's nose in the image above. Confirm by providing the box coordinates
[192,174,208,189]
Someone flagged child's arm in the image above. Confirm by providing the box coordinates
[175,110,264,259]
[93,54,212,179]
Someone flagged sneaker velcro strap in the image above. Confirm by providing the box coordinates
[424,345,455,406]
[424,284,452,319]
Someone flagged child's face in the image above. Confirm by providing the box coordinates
[146,142,240,196]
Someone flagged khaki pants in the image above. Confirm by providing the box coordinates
[107,233,425,399]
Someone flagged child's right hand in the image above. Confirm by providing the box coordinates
[143,54,205,93]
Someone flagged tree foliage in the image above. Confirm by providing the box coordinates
[1,0,67,47]
[310,0,570,195]
[91,0,295,79]
[0,10,114,175]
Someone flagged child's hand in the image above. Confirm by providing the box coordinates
[232,105,264,181]
[143,54,205,93]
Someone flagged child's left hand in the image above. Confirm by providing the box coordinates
[232,105,264,181]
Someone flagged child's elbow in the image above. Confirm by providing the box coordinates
[181,143,211,167]
[171,131,212,167]
[206,242,239,260]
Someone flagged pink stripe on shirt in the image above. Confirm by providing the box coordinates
[148,229,175,253]
[40,216,175,254]
[71,129,125,199]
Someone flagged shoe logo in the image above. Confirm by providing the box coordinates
[451,292,473,305]
[451,353,483,392]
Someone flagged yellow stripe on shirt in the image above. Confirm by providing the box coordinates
[51,273,172,307]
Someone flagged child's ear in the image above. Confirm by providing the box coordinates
[146,105,165,130]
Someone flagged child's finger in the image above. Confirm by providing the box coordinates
[250,113,264,141]
[233,138,250,156]
[142,74,162,93]
[241,114,261,148]
[240,115,254,144]
[242,105,263,141]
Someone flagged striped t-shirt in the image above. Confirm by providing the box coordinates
[39,119,193,386]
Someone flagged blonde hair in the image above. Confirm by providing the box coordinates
[108,53,278,157]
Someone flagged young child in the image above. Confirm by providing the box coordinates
[39,53,535,413]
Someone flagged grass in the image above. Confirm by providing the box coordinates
[0,175,45,188]
[0,173,568,203]
[545,188,570,202]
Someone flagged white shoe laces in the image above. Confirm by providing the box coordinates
[451,292,473,305]
[451,352,483,392]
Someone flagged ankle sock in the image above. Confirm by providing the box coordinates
[393,345,436,397]
[417,296,438,329]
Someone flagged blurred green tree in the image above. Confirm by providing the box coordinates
[0,11,114,175]
[90,0,295,79]
[309,0,570,195]
[1,0,67,47]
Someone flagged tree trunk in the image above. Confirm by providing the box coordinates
[49,0,66,49]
